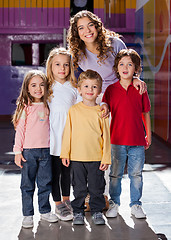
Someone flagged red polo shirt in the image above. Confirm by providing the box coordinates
[102,81,151,146]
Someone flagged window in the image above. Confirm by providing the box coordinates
[12,43,32,66]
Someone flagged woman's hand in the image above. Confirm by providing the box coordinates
[100,103,110,118]
[133,77,147,95]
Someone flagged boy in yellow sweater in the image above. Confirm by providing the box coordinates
[61,69,111,225]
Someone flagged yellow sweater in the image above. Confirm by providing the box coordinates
[60,102,111,164]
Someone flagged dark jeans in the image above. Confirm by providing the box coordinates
[21,148,52,216]
[71,161,106,215]
[51,155,71,202]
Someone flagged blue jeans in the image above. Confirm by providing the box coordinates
[109,144,145,207]
[21,148,52,216]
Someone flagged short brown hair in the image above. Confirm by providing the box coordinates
[78,69,102,91]
[114,49,142,79]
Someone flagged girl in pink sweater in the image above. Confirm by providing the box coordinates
[12,70,58,228]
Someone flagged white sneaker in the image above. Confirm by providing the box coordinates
[55,203,73,221]
[106,200,119,218]
[131,205,146,219]
[22,216,33,228]
[41,212,58,222]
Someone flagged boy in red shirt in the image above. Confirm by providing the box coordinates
[102,49,151,219]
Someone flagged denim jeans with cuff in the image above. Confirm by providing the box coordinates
[21,148,52,216]
[109,144,145,207]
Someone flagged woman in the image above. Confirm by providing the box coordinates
[67,10,146,93]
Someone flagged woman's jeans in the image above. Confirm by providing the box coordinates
[109,144,145,207]
[21,148,52,216]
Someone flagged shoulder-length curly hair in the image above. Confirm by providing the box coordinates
[67,10,120,70]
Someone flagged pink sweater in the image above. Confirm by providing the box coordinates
[13,102,50,153]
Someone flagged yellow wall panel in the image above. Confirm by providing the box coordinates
[54,0,59,8]
[120,0,126,13]
[105,0,109,14]
[31,0,37,8]
[94,0,100,8]
[43,0,48,8]
[59,0,64,7]
[20,0,25,8]
[126,0,136,9]
[0,0,3,8]
[37,0,42,8]
[26,0,31,8]
[65,0,70,8]
[9,0,15,8]
[4,0,9,7]
[48,0,53,8]
[14,0,19,8]
[110,0,125,14]
[99,0,104,8]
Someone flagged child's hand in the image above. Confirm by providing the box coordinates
[145,136,152,150]
[99,163,109,171]
[14,153,26,168]
[132,77,147,95]
[62,158,70,167]
[100,104,109,118]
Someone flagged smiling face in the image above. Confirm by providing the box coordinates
[51,54,70,84]
[117,56,136,81]
[28,76,45,102]
[77,17,98,45]
[78,78,101,106]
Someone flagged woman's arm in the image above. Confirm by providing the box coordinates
[133,77,147,95]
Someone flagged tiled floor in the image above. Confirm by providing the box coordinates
[0,121,171,240]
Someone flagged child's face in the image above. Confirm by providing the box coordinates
[78,78,101,104]
[77,17,98,45]
[118,56,136,81]
[51,54,70,83]
[28,76,45,102]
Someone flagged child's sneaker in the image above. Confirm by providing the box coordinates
[64,200,73,213]
[22,216,33,228]
[106,200,119,218]
[92,212,105,225]
[55,203,73,221]
[73,213,85,225]
[41,212,58,222]
[131,205,146,219]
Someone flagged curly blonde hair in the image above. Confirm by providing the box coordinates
[46,47,77,101]
[12,70,48,126]
[67,10,120,69]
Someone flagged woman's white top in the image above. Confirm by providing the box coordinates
[48,81,81,156]
[78,37,126,92]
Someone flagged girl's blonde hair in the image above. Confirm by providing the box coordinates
[67,10,120,69]
[78,69,102,92]
[12,70,48,126]
[46,47,77,101]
